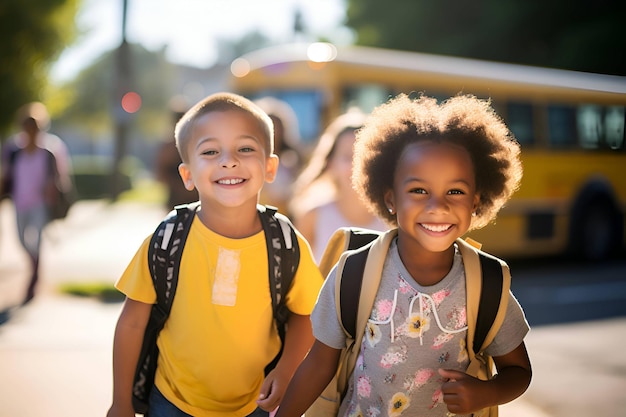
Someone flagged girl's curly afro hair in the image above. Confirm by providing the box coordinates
[352,93,523,231]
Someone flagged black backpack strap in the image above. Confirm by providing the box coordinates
[334,229,380,339]
[339,246,371,339]
[1,148,20,197]
[8,147,20,164]
[473,252,504,354]
[148,202,199,311]
[346,228,381,251]
[257,204,300,373]
[132,201,199,413]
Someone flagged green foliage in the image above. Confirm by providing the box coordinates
[59,281,125,302]
[0,0,81,136]
[346,0,626,75]
[56,44,176,137]
[215,30,272,65]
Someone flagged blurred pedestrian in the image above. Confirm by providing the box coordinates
[154,100,198,209]
[0,102,73,304]
[289,109,387,263]
[255,96,303,216]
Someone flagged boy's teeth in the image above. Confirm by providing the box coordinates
[218,178,243,185]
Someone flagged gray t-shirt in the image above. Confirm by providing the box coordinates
[311,239,529,417]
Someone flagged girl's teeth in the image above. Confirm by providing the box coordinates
[422,224,451,232]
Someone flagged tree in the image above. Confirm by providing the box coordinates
[0,0,81,137]
[56,43,176,138]
[55,33,275,142]
[215,30,273,65]
[345,0,626,75]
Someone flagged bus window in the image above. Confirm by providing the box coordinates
[577,105,603,149]
[506,102,534,145]
[279,90,323,144]
[605,106,625,150]
[249,90,323,144]
[548,104,578,147]
[342,84,393,114]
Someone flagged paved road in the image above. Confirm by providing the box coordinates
[1,200,624,417]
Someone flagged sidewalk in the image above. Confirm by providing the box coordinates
[1,200,624,417]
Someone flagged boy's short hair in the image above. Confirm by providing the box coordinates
[174,92,274,162]
[352,93,523,231]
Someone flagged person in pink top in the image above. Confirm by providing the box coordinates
[289,110,388,264]
[0,102,72,304]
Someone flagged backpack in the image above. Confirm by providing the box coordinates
[1,147,74,219]
[306,227,510,417]
[131,202,300,415]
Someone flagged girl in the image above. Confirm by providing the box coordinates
[289,110,387,263]
[276,94,531,417]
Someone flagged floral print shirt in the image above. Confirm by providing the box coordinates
[311,240,529,417]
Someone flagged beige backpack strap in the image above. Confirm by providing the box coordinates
[306,229,393,417]
[319,227,384,278]
[457,238,511,417]
[319,228,353,278]
[335,229,398,396]
[457,238,511,356]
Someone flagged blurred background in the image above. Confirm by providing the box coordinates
[0,1,625,416]
[1,0,624,261]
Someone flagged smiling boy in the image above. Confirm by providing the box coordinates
[107,93,323,417]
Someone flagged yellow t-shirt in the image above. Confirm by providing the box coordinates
[116,215,323,416]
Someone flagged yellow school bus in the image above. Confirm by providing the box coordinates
[229,42,626,260]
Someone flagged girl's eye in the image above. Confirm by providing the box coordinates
[409,188,427,194]
[448,189,465,195]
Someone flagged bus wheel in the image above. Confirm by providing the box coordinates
[572,199,623,261]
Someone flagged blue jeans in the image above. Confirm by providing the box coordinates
[148,387,269,417]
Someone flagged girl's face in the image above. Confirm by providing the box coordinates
[178,110,278,209]
[328,130,356,191]
[384,141,479,254]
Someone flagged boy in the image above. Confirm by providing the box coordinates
[106,93,323,417]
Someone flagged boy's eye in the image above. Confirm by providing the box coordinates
[239,146,255,153]
[202,149,218,156]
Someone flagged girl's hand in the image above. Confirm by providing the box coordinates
[438,368,488,414]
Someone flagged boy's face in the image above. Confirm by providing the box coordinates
[178,110,278,209]
[384,141,479,254]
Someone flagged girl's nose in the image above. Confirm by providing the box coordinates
[427,195,450,213]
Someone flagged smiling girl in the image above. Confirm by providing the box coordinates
[276,94,530,417]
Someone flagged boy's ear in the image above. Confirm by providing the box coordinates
[264,154,279,183]
[178,163,195,191]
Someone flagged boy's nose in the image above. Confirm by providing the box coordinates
[220,152,239,168]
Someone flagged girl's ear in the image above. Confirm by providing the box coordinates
[472,193,481,213]
[265,154,279,183]
[178,163,195,191]
[384,189,395,215]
